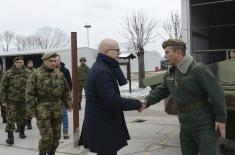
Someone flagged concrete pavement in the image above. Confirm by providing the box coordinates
[0,98,181,155]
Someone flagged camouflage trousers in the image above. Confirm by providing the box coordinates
[6,101,27,131]
[36,102,63,154]
[78,80,86,108]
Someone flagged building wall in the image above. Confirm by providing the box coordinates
[181,0,191,53]
[58,47,98,73]
[0,47,160,74]
[60,48,161,73]
[130,51,161,73]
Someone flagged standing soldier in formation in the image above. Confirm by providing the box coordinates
[26,52,72,155]
[78,57,90,109]
[0,57,29,145]
[0,64,7,123]
[26,59,36,73]
[26,59,36,130]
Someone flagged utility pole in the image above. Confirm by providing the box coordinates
[71,32,80,147]
[84,24,91,47]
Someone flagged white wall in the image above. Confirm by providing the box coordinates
[56,47,98,73]
[181,0,191,53]
[60,49,161,74]
[130,51,161,73]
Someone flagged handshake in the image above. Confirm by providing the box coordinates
[138,100,149,113]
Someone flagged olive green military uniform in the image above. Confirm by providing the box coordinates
[0,69,7,123]
[26,53,71,155]
[0,65,29,132]
[78,60,90,108]
[145,39,227,155]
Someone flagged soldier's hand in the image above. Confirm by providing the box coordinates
[215,122,226,139]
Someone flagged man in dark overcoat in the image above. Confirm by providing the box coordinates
[79,38,145,155]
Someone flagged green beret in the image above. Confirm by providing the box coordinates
[80,57,86,61]
[162,39,186,49]
[41,52,58,60]
[13,56,24,62]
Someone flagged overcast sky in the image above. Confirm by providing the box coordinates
[0,0,181,53]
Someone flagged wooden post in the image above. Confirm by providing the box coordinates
[71,32,80,147]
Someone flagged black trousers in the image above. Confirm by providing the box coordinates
[97,153,117,155]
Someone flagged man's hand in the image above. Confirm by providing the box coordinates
[138,101,147,113]
[215,122,226,139]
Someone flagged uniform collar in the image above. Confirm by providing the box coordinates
[176,54,193,74]
[42,64,54,72]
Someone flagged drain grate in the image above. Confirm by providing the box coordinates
[133,119,146,123]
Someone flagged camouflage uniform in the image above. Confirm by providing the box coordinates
[78,62,90,108]
[25,67,36,129]
[26,63,71,155]
[26,67,36,74]
[0,65,29,132]
[0,69,7,123]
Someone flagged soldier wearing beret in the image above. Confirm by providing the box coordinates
[144,39,227,155]
[0,56,29,145]
[77,57,90,109]
[26,52,72,155]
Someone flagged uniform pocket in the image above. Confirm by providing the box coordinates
[36,103,51,120]
[51,101,63,119]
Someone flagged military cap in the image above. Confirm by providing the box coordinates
[162,39,186,49]
[41,52,58,60]
[80,57,86,61]
[13,56,24,62]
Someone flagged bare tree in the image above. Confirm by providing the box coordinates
[14,34,29,51]
[163,11,182,39]
[26,35,40,50]
[34,27,69,49]
[122,9,157,88]
[0,30,15,52]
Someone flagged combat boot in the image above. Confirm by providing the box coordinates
[48,152,55,155]
[6,131,14,145]
[27,119,32,130]
[19,126,26,139]
[48,145,56,155]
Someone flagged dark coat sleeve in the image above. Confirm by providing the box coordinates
[145,73,170,106]
[64,68,72,90]
[94,69,141,111]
